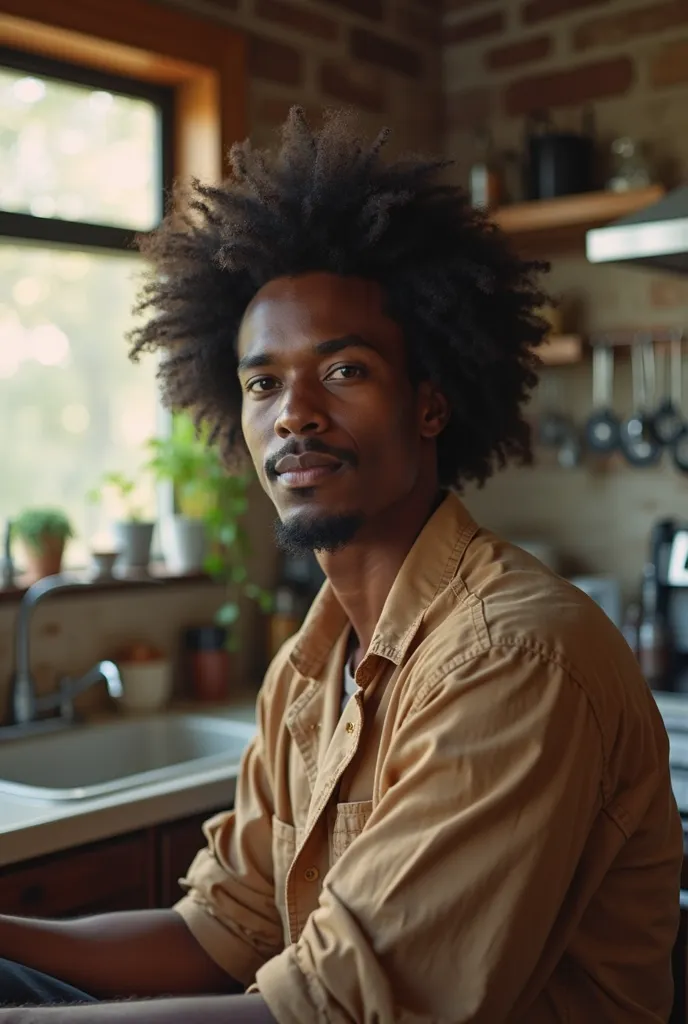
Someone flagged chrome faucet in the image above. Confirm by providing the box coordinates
[9,573,124,732]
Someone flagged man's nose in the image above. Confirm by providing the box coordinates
[274,381,330,438]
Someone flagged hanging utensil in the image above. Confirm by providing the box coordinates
[651,329,686,446]
[619,337,662,467]
[671,332,688,473]
[557,419,582,469]
[536,373,569,449]
[584,341,620,454]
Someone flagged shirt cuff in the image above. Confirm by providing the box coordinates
[173,895,267,989]
[256,946,323,1024]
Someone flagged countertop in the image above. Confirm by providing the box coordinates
[3,689,688,872]
[0,697,257,869]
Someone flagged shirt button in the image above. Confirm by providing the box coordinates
[345,722,355,734]
[304,867,319,882]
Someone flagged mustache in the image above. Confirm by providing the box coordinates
[265,438,358,480]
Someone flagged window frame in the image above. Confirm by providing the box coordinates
[0,44,175,250]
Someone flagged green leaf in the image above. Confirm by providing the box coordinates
[231,564,247,584]
[215,601,240,626]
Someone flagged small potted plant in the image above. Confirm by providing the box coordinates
[14,507,74,583]
[148,412,272,640]
[146,414,215,575]
[87,471,155,575]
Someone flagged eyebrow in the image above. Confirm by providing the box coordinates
[236,334,379,374]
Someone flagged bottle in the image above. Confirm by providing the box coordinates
[185,626,230,703]
[470,128,501,211]
[637,563,671,689]
[268,584,304,661]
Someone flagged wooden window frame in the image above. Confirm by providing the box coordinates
[0,0,247,186]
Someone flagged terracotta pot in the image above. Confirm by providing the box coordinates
[22,534,66,583]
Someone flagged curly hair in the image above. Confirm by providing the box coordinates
[130,106,549,489]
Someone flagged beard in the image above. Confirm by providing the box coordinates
[273,510,365,556]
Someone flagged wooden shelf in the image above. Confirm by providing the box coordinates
[492,186,665,255]
[539,334,584,366]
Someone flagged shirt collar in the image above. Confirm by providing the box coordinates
[288,492,479,679]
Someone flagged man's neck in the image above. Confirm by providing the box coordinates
[317,487,444,660]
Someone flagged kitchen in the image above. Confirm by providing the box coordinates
[1,0,688,1018]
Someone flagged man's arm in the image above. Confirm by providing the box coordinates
[0,994,276,1024]
[0,910,242,999]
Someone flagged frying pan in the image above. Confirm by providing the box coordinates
[651,330,685,446]
[619,339,662,467]
[584,343,620,454]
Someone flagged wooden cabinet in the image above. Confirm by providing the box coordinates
[0,806,229,919]
[157,811,214,907]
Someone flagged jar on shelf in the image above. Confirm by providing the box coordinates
[184,626,230,703]
[606,137,651,193]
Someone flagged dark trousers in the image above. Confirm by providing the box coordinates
[0,957,98,1006]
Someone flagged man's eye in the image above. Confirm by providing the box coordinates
[246,376,279,394]
[326,365,365,381]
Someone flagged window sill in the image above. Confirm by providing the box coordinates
[0,565,217,605]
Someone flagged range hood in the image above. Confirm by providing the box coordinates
[586,185,688,275]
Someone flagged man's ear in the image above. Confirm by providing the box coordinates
[418,382,450,439]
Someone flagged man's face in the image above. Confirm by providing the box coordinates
[237,272,443,553]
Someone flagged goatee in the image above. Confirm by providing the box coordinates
[274,511,364,555]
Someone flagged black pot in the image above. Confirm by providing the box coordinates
[527,132,595,201]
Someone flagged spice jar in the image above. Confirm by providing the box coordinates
[185,626,230,702]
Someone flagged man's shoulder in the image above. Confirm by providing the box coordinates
[417,527,644,708]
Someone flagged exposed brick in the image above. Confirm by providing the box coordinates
[248,33,303,86]
[319,61,386,112]
[574,1,688,51]
[202,0,240,11]
[444,11,504,45]
[445,0,494,10]
[313,0,383,21]
[350,28,422,78]
[444,86,494,132]
[649,278,688,308]
[503,56,634,116]
[254,0,339,41]
[485,34,551,70]
[651,39,688,89]
[396,4,440,46]
[523,0,610,25]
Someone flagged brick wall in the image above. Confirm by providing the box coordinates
[444,0,688,600]
[160,0,443,154]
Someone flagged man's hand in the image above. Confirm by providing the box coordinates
[0,994,276,1024]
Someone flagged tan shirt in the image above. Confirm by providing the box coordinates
[175,493,683,1023]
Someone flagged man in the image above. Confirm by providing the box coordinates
[0,108,682,1023]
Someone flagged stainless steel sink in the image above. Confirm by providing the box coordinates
[0,714,256,802]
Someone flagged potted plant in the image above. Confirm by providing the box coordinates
[87,471,155,575]
[146,414,215,575]
[14,507,74,583]
[147,413,272,640]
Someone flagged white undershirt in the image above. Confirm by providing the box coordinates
[342,643,359,713]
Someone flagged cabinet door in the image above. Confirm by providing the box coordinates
[157,807,230,907]
[0,832,155,918]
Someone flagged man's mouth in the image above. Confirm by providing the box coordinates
[274,451,345,489]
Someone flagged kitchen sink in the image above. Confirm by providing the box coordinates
[0,714,256,802]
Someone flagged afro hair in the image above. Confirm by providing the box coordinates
[129,106,549,489]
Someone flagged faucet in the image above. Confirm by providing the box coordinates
[8,572,124,732]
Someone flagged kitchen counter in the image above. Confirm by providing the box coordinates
[0,698,257,869]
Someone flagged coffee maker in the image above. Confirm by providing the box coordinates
[651,519,688,691]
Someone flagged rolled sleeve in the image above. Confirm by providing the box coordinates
[256,646,605,1023]
[173,681,286,987]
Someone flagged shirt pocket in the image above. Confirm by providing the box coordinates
[331,800,374,866]
[272,816,299,945]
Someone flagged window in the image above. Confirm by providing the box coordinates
[0,48,173,565]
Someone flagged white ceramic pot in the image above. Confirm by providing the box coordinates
[160,515,207,575]
[113,521,155,573]
[115,660,173,714]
